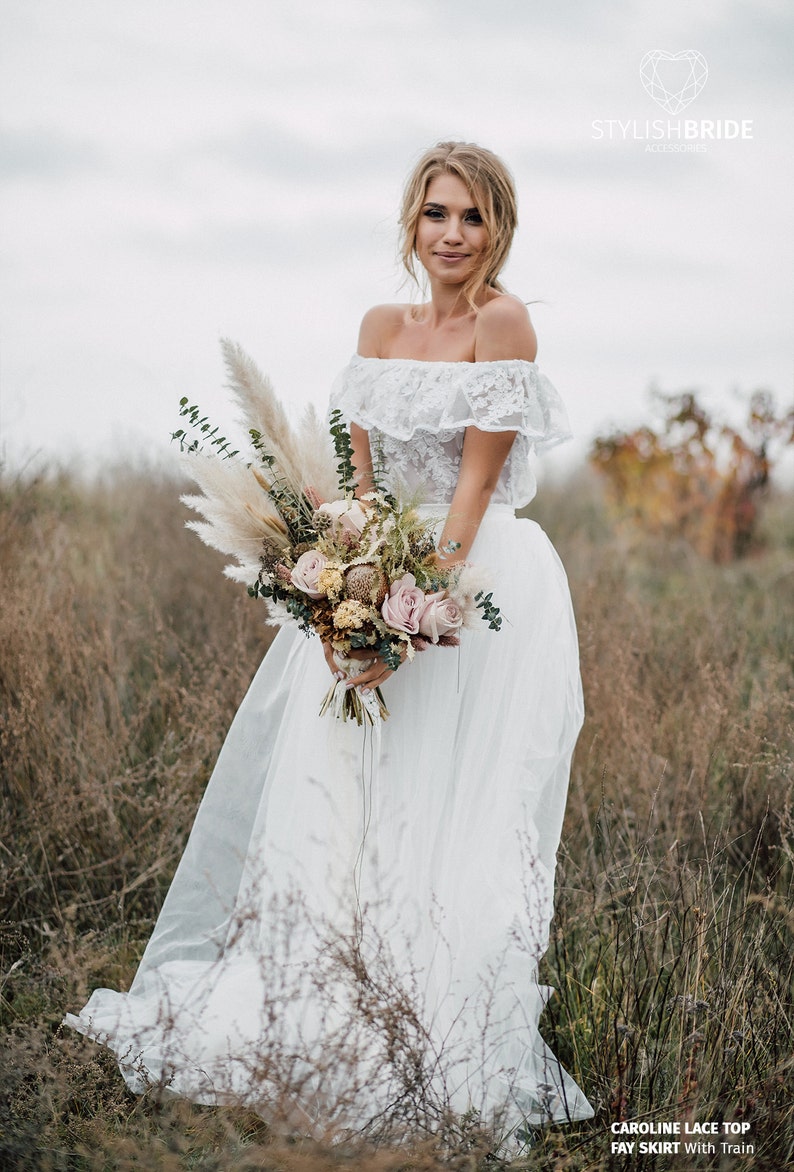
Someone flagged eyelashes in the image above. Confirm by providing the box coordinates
[422,206,483,224]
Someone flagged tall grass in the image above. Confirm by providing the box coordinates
[1,465,792,1170]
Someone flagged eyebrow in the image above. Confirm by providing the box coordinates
[422,201,481,213]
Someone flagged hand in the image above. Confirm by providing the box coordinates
[344,650,398,693]
[322,640,346,680]
[321,641,385,688]
[322,642,406,692]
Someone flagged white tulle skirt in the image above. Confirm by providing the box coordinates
[65,506,594,1145]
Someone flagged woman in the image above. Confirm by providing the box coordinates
[66,141,594,1149]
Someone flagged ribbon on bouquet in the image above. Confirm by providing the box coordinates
[318,654,390,724]
[322,654,385,944]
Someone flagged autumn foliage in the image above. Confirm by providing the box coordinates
[590,389,794,562]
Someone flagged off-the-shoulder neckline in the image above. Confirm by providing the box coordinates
[351,353,538,368]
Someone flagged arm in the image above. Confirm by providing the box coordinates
[435,428,517,564]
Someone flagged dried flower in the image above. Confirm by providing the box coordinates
[345,563,388,606]
[317,565,345,598]
[332,599,370,630]
[304,485,325,510]
[312,509,333,533]
[259,539,283,575]
[409,534,436,560]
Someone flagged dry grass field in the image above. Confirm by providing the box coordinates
[1,464,792,1170]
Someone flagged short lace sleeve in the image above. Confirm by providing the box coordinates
[330,356,572,453]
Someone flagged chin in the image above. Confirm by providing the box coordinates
[430,265,475,284]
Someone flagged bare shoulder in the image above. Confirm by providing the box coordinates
[474,294,538,362]
[357,303,406,357]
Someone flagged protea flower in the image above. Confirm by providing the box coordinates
[345,563,388,606]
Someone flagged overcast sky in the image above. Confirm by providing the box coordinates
[1,0,792,479]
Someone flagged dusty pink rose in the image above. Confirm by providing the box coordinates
[381,573,426,635]
[315,499,368,538]
[290,549,327,598]
[418,592,464,644]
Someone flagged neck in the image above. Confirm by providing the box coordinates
[423,279,474,325]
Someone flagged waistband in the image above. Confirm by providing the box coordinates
[414,502,516,519]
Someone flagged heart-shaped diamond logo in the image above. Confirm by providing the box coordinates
[640,50,708,114]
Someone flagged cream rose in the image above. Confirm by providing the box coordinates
[418,592,464,644]
[315,499,368,538]
[290,549,327,598]
[380,573,426,635]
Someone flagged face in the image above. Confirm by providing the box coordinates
[414,172,488,289]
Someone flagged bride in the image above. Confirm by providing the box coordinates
[65,141,594,1149]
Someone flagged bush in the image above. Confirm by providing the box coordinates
[590,388,794,562]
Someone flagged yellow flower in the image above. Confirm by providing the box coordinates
[332,600,370,630]
[317,565,345,598]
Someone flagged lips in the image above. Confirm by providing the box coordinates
[435,252,469,259]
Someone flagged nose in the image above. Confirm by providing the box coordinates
[442,217,464,243]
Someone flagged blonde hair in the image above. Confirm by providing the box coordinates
[399,141,518,311]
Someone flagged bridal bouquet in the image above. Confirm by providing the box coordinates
[174,341,501,724]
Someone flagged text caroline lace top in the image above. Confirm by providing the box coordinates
[329,355,573,508]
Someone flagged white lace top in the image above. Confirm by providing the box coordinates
[329,355,572,508]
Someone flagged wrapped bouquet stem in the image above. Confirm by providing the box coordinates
[318,654,390,725]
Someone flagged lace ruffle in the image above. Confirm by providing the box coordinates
[331,356,571,447]
[329,356,572,508]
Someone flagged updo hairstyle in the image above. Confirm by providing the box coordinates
[399,141,518,310]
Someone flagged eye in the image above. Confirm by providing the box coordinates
[464,209,483,224]
[422,207,445,220]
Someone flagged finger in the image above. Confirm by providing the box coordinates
[322,643,345,679]
[346,663,392,690]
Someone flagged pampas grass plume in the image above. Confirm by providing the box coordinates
[181,341,338,582]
